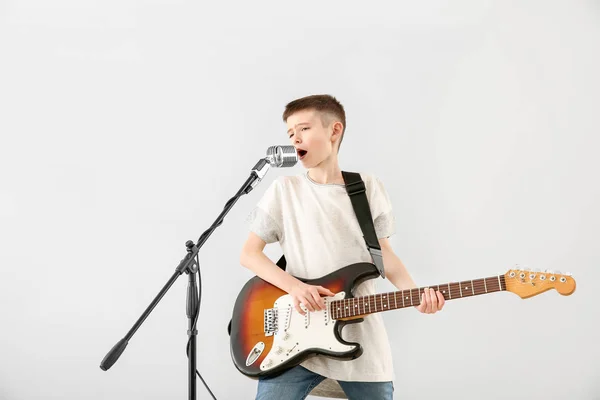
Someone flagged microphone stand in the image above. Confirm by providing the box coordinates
[100,157,275,400]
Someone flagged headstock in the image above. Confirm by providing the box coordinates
[504,267,576,299]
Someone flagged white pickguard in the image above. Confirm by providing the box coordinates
[259,292,356,371]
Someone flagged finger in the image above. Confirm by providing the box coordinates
[417,292,426,312]
[318,286,336,297]
[303,295,317,312]
[429,288,438,312]
[310,289,325,310]
[436,291,445,309]
[424,289,431,313]
[293,298,305,315]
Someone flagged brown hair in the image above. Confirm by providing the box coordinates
[282,94,346,153]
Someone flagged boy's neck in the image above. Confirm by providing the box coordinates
[307,157,344,185]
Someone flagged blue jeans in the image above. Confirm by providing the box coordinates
[256,365,394,400]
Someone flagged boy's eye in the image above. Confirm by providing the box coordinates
[289,127,309,138]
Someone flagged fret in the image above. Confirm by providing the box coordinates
[409,289,413,306]
[462,281,472,297]
[479,278,486,295]
[348,298,352,316]
[491,276,497,291]
[368,295,372,313]
[497,275,501,291]
[484,278,488,293]
[451,282,461,299]
[471,280,475,295]
[447,283,451,299]
[394,293,397,309]
[344,298,348,318]
[402,291,405,308]
[358,297,362,315]
[459,282,463,297]
[347,298,351,316]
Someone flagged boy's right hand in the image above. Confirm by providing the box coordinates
[289,281,335,315]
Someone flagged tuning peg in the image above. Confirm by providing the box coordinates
[545,269,555,274]
[565,271,572,276]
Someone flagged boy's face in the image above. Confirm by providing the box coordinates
[286,109,339,168]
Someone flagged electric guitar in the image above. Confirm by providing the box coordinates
[229,262,576,378]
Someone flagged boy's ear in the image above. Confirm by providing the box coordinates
[330,121,343,142]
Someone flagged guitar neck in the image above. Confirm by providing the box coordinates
[330,275,507,320]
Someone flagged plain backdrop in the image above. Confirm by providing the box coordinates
[1,1,598,399]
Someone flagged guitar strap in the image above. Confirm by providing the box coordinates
[228,171,384,336]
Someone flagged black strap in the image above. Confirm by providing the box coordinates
[274,171,384,278]
[341,171,385,278]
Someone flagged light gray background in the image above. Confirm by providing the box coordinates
[1,1,598,399]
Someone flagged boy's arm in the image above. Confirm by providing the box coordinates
[379,237,417,290]
[240,232,334,314]
[240,231,300,294]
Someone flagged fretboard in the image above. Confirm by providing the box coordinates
[330,275,506,320]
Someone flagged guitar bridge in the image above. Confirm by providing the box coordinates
[263,308,277,337]
[264,305,291,336]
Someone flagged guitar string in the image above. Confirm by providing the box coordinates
[328,281,566,318]
[265,280,569,320]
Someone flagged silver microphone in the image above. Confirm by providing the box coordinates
[248,145,298,193]
[265,145,298,167]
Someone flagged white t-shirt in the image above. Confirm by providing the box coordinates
[245,170,396,395]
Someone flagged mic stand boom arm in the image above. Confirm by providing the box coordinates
[99,157,272,400]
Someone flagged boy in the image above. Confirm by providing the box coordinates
[240,94,445,400]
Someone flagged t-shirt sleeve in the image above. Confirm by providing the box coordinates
[368,175,396,239]
[245,178,284,244]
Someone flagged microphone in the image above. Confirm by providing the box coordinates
[247,145,298,193]
[265,145,298,167]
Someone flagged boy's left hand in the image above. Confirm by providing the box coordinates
[415,288,445,314]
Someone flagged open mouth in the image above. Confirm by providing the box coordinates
[297,149,308,159]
